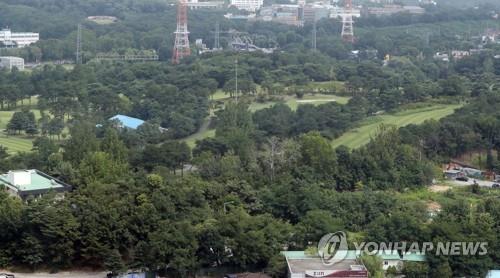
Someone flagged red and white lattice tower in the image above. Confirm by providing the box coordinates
[172,0,190,64]
[341,0,355,43]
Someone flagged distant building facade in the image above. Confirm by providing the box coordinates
[363,5,425,16]
[260,4,303,26]
[230,0,263,11]
[0,56,25,70]
[0,29,39,48]
[187,0,224,9]
[329,6,361,20]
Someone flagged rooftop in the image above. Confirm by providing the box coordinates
[109,114,145,129]
[0,170,67,192]
[288,258,364,275]
[487,270,500,278]
[282,250,426,262]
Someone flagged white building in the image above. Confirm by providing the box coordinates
[187,0,224,9]
[0,29,39,48]
[0,56,25,70]
[230,0,263,12]
[330,6,361,19]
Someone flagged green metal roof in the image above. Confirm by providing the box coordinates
[402,253,426,262]
[0,170,65,192]
[282,250,425,262]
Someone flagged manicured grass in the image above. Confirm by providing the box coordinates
[184,128,215,149]
[249,94,351,112]
[0,98,43,153]
[186,94,351,148]
[212,90,231,101]
[306,81,346,92]
[0,136,34,153]
[331,104,462,149]
[183,115,216,148]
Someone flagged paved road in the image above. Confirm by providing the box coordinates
[0,270,107,278]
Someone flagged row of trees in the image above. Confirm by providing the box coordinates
[0,101,497,276]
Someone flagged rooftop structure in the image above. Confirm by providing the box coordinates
[282,250,425,277]
[0,170,71,199]
[109,115,145,130]
[230,0,263,12]
[0,56,24,70]
[0,29,39,48]
[282,251,368,278]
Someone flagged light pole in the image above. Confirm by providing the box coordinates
[235,59,238,101]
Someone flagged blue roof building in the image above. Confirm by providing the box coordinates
[487,270,500,278]
[109,115,145,130]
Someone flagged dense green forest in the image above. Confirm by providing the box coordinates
[0,0,499,277]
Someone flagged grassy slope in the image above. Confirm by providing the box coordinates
[249,94,351,112]
[0,100,42,153]
[331,104,461,149]
[184,94,351,147]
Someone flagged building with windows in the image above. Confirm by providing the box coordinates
[187,0,224,9]
[0,29,39,48]
[363,5,425,16]
[0,169,71,199]
[230,0,263,12]
[0,56,25,70]
[260,4,303,26]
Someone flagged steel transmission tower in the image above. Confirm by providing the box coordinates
[172,0,190,64]
[76,24,82,64]
[341,0,355,43]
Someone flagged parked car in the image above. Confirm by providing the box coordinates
[493,183,500,188]
[0,273,15,278]
[456,176,469,182]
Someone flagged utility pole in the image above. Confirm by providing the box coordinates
[76,24,82,64]
[312,17,317,50]
[235,59,238,101]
